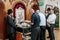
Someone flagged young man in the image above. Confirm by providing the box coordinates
[46,8,51,38]
[6,9,16,40]
[46,8,51,19]
[47,9,56,40]
[39,11,46,40]
[29,4,41,40]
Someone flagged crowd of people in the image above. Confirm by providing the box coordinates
[6,4,56,40]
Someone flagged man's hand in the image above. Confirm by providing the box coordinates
[47,22,50,27]
[27,22,34,25]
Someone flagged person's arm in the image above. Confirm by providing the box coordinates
[31,14,35,25]
[46,21,50,27]
[47,15,51,27]
[6,16,16,29]
[27,14,35,25]
[27,22,34,25]
[47,15,56,27]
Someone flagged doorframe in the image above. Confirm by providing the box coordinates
[13,2,26,19]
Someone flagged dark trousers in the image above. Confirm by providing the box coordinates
[31,27,40,40]
[47,24,55,40]
[8,33,16,40]
[40,26,46,40]
[46,26,50,37]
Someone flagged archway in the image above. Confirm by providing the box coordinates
[13,2,26,18]
[13,2,26,24]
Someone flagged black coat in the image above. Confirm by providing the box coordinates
[6,15,16,34]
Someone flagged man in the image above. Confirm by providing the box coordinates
[46,8,51,19]
[47,9,56,40]
[6,9,16,40]
[46,8,51,38]
[39,11,46,40]
[29,4,40,40]
[31,9,40,40]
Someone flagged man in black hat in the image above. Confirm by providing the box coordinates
[6,9,16,40]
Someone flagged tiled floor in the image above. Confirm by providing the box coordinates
[0,29,60,40]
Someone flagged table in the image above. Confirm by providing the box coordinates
[17,25,31,40]
[17,26,31,35]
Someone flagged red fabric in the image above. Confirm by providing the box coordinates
[16,32,22,40]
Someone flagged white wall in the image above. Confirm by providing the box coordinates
[38,0,60,28]
[44,0,60,28]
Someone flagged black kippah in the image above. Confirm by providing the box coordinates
[47,8,51,11]
[8,9,13,15]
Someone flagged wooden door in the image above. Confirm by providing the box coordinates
[0,1,7,39]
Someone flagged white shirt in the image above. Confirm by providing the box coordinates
[39,12,46,26]
[47,14,56,24]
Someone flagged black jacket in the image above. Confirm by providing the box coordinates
[6,15,16,34]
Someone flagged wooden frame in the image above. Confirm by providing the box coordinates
[13,2,26,24]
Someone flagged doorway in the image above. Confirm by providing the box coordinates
[13,2,26,24]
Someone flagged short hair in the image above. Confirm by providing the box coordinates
[32,4,39,11]
[47,8,51,11]
[7,9,13,15]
